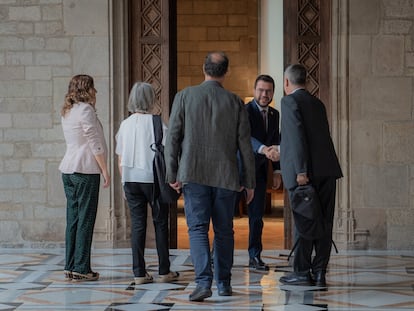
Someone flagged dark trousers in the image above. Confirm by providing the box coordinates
[247,174,267,259]
[291,176,337,274]
[62,173,100,274]
[123,182,170,277]
[183,183,237,289]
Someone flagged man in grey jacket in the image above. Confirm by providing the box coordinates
[165,51,256,302]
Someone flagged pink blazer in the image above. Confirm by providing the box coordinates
[59,102,108,174]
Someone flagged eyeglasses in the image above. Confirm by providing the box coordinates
[255,88,273,94]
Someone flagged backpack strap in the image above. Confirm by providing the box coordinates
[152,115,163,146]
[151,114,164,215]
[332,240,339,254]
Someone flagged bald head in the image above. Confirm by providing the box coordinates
[203,51,229,78]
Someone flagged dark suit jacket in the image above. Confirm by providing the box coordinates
[165,80,256,191]
[280,89,342,190]
[245,100,280,180]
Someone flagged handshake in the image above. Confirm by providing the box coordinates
[263,145,280,162]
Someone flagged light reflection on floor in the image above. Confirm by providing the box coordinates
[0,248,413,310]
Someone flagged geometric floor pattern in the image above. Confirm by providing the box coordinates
[0,248,413,310]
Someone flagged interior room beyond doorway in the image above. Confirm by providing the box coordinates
[177,190,284,249]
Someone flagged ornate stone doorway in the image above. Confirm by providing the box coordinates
[120,0,334,250]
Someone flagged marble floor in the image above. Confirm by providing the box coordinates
[0,248,413,310]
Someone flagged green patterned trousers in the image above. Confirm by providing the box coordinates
[62,173,100,274]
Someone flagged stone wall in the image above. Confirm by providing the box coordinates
[0,0,111,247]
[2,0,414,250]
[177,0,258,99]
[348,0,414,249]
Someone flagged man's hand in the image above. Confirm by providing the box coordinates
[169,181,182,193]
[239,187,254,204]
[244,188,254,204]
[272,172,282,190]
[296,173,309,185]
[263,145,280,162]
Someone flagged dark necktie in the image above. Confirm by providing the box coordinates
[262,109,267,131]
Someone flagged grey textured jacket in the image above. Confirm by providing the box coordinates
[165,80,256,192]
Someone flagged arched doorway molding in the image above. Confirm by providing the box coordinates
[109,0,355,249]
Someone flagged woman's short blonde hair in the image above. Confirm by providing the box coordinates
[128,82,156,113]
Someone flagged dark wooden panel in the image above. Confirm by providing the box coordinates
[283,0,331,249]
[129,0,178,248]
[129,0,177,118]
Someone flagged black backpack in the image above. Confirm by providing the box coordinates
[287,184,337,260]
[291,184,325,240]
[151,115,181,204]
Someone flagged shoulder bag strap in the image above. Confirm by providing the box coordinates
[152,114,163,146]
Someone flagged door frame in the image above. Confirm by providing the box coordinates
[122,0,332,250]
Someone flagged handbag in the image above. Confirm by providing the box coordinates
[290,184,325,240]
[151,115,181,204]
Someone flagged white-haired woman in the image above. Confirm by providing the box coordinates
[115,82,179,284]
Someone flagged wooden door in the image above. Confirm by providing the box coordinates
[283,0,331,248]
[129,0,178,248]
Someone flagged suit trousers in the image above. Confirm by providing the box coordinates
[183,183,237,290]
[291,176,337,274]
[247,176,267,259]
[123,182,170,277]
[248,165,268,258]
[62,173,100,274]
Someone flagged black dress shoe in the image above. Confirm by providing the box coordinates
[279,272,313,286]
[313,271,327,287]
[189,286,212,302]
[249,257,269,271]
[218,285,232,296]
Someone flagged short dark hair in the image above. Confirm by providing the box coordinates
[284,64,307,85]
[254,74,275,91]
[203,51,229,78]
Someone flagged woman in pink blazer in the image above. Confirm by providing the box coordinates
[59,75,110,282]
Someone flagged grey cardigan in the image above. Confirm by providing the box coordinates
[165,80,255,191]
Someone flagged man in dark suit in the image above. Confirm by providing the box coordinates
[279,64,342,287]
[245,75,281,271]
[165,51,256,301]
